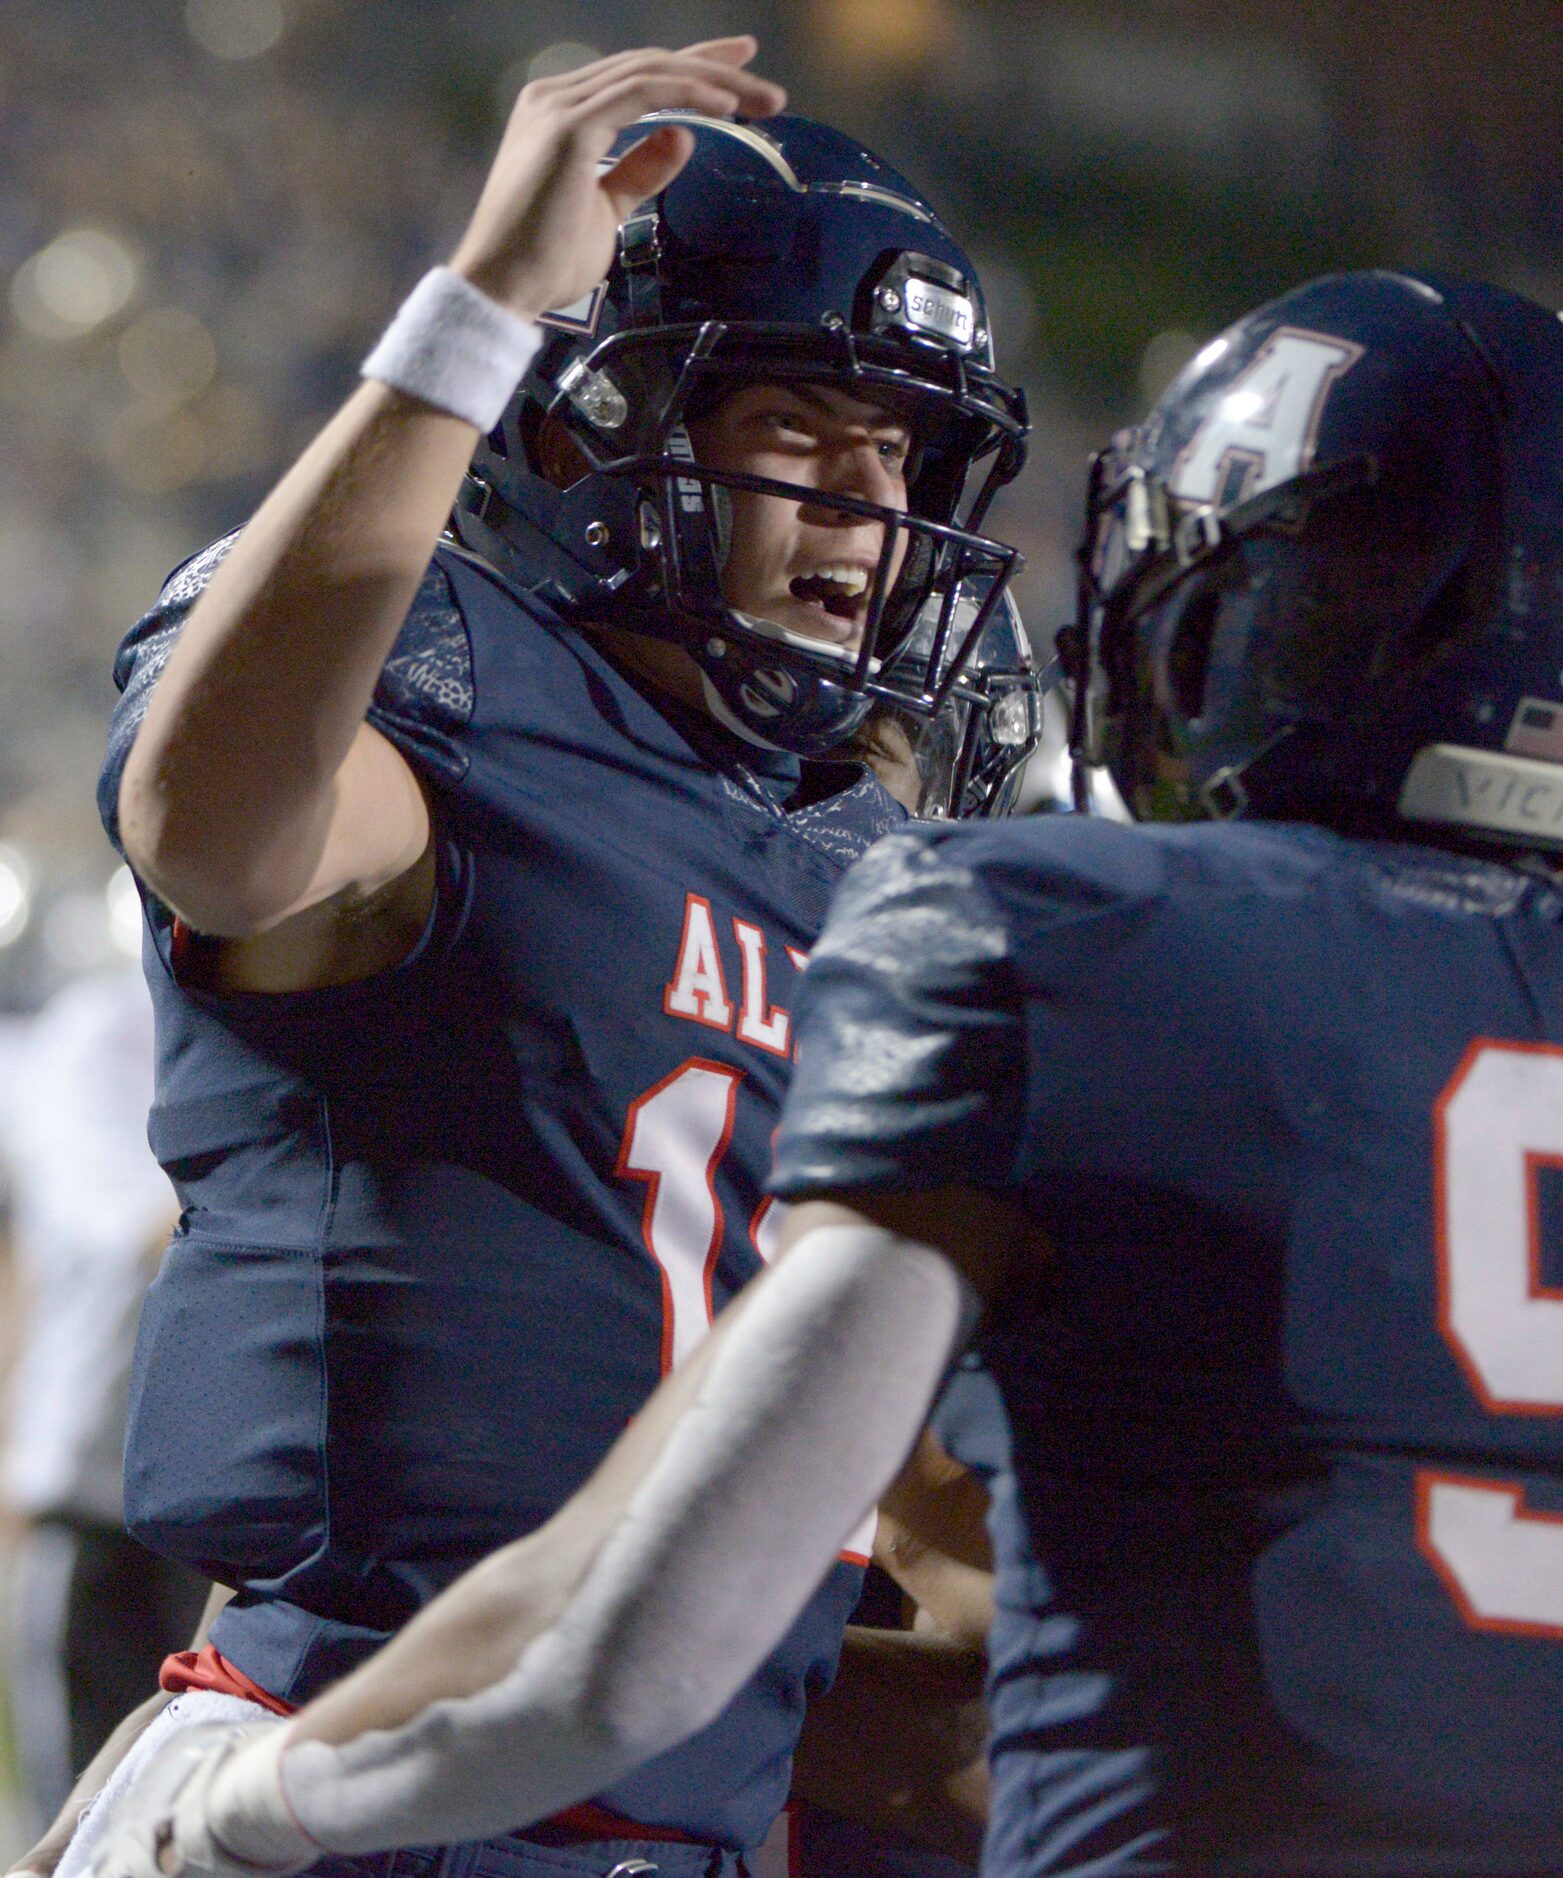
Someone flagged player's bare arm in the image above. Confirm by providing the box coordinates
[791,1624,989,1863]
[873,1423,996,1645]
[114,39,784,942]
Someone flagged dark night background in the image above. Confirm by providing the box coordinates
[0,0,1556,993]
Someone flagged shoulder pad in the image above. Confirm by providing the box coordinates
[772,825,1023,1197]
[810,825,1012,982]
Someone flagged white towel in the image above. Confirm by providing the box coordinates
[55,1691,278,1878]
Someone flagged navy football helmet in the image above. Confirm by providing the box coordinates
[889,584,1044,818]
[1070,269,1563,852]
[450,111,1034,804]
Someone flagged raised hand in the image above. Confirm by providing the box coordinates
[449,36,785,322]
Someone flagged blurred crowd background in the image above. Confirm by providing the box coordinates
[0,0,1560,1005]
[0,0,1556,1851]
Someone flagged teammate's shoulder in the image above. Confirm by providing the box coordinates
[806,815,1163,1001]
[1136,815,1346,896]
[1353,832,1563,923]
[835,811,1174,931]
[824,815,1353,983]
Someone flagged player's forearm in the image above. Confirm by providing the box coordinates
[270,1221,970,1856]
[117,381,474,933]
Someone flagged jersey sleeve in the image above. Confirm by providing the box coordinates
[98,531,240,855]
[365,545,476,788]
[769,824,1026,1197]
[98,538,476,858]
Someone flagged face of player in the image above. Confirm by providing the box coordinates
[687,381,916,648]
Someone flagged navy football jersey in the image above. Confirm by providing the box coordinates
[101,539,904,1849]
[772,815,1563,1876]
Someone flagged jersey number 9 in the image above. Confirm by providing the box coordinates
[1421,1039,1563,1637]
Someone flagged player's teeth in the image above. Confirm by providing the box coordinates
[791,567,869,600]
[818,566,868,594]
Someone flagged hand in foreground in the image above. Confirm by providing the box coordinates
[450,36,786,322]
[88,1723,309,1878]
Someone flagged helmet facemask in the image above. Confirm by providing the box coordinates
[537,329,1024,756]
[886,584,1045,817]
[449,112,1032,797]
[1069,425,1388,823]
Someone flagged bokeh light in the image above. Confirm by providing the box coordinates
[106,866,144,960]
[185,0,287,61]
[95,404,209,495]
[1138,329,1202,404]
[498,41,601,112]
[527,41,600,81]
[0,846,34,950]
[41,887,115,974]
[10,229,139,340]
[117,308,219,407]
[807,0,955,71]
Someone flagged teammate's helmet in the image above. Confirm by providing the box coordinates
[1070,269,1563,852]
[450,111,1032,798]
[889,585,1045,818]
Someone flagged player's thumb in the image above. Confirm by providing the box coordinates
[601,125,695,222]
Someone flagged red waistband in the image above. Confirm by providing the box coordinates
[161,1645,294,1716]
[158,1646,700,1847]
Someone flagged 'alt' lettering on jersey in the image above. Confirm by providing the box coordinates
[663,891,807,1058]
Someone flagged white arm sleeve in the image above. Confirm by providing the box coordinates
[278,1222,974,1854]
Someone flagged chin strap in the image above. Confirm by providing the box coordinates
[697,668,792,751]
[691,622,878,757]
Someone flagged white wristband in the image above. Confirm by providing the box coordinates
[361,267,543,433]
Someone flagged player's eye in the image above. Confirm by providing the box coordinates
[758,403,815,436]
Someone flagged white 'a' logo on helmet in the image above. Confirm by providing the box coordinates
[1170,326,1365,511]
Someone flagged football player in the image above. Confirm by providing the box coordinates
[81,267,1563,1878]
[35,36,1042,1878]
[30,25,1044,1878]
